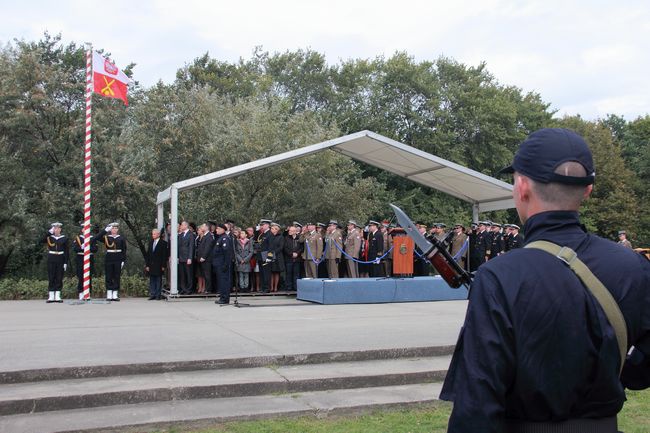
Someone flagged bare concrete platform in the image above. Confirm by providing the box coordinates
[0,297,467,373]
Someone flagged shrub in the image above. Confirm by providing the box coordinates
[0,274,149,300]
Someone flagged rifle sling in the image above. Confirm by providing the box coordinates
[525,240,627,375]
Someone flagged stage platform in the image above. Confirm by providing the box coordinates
[297,276,468,304]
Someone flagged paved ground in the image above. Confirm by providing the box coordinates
[0,297,468,372]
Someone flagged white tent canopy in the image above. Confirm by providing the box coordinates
[156,130,514,295]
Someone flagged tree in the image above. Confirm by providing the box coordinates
[555,116,639,239]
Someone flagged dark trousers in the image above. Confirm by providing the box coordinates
[47,258,64,291]
[75,255,94,294]
[260,259,272,293]
[214,262,232,302]
[285,260,301,291]
[200,261,212,293]
[178,261,193,294]
[369,261,383,278]
[149,275,162,298]
[105,261,122,291]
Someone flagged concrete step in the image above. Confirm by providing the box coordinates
[0,382,445,433]
[0,356,451,416]
[0,345,454,384]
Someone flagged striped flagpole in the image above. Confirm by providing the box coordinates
[82,44,93,300]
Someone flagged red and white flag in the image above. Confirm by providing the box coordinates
[92,51,130,105]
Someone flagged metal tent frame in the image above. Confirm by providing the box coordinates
[156,130,514,295]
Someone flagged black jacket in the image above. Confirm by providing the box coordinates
[145,238,168,276]
[441,211,650,431]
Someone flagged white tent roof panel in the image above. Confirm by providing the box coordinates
[157,130,514,211]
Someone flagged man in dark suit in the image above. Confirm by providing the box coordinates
[177,220,195,295]
[145,228,168,300]
[367,220,384,277]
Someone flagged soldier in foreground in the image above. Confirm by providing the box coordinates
[440,128,650,432]
[44,222,68,303]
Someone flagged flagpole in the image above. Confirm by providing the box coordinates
[82,43,93,300]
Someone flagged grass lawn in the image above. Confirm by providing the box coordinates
[158,389,649,433]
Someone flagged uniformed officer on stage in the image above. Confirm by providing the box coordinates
[213,223,234,304]
[367,220,384,277]
[440,128,650,432]
[72,224,98,299]
[301,222,323,279]
[344,220,362,278]
[488,222,504,260]
[508,224,523,250]
[98,222,127,301]
[469,221,490,271]
[44,222,68,303]
[324,220,343,278]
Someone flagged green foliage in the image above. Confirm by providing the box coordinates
[0,274,148,300]
[1,33,648,277]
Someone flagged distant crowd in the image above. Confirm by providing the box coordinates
[42,218,636,303]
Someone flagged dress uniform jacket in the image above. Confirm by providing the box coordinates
[98,229,127,263]
[508,233,523,250]
[440,211,650,432]
[302,231,323,262]
[325,229,343,260]
[488,231,504,259]
[44,231,69,291]
[344,228,362,259]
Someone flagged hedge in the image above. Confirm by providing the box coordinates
[0,275,150,300]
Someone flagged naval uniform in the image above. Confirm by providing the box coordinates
[98,229,127,297]
[212,232,234,303]
[73,233,97,295]
[440,211,650,432]
[367,229,384,278]
[44,231,69,297]
[488,231,504,260]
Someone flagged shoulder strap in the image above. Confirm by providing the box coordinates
[525,240,627,375]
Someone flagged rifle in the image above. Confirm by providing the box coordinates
[390,204,472,289]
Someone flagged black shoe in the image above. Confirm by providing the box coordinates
[148,296,156,300]
[112,298,120,302]
[156,296,163,300]
[216,300,229,305]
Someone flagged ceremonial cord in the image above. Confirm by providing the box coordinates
[330,238,394,264]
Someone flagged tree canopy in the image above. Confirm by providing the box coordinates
[1,33,647,277]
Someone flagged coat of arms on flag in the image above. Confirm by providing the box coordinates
[92,51,130,105]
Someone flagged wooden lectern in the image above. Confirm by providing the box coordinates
[391,230,414,277]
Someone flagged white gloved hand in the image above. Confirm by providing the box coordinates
[63,264,67,271]
[105,225,112,232]
[49,228,54,234]
[374,259,381,264]
[121,262,124,269]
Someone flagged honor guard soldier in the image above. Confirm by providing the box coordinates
[44,222,68,303]
[213,223,234,304]
[301,222,323,278]
[440,128,650,432]
[367,220,384,277]
[98,222,127,301]
[325,220,343,278]
[449,224,468,269]
[344,220,362,278]
[73,224,98,299]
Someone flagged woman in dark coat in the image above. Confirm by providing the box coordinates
[269,223,285,292]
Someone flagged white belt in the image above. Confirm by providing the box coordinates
[77,252,94,256]
[107,250,122,253]
[48,251,64,255]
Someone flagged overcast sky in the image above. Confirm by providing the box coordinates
[2,0,649,120]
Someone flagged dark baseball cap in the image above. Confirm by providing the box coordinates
[499,128,595,185]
